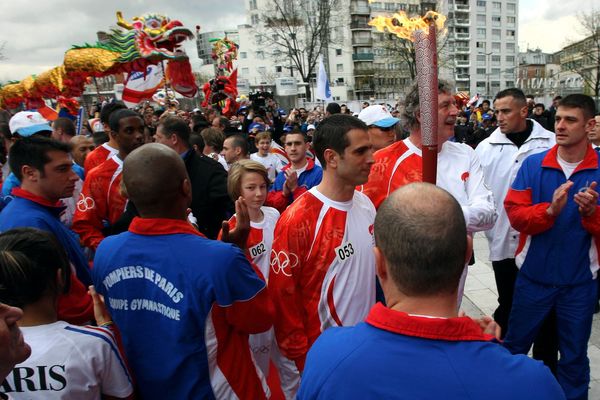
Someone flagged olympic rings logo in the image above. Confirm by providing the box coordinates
[270,250,299,277]
[76,193,95,212]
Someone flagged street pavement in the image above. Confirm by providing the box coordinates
[462,232,600,398]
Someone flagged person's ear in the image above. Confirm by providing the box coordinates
[21,165,40,183]
[323,148,338,169]
[374,246,388,283]
[182,178,192,199]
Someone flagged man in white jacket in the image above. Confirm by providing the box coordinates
[475,87,557,370]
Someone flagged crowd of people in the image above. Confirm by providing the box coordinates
[0,82,599,400]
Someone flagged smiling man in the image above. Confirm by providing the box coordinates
[361,80,496,232]
[503,94,599,400]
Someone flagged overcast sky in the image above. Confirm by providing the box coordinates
[0,0,597,83]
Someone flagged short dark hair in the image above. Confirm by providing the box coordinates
[534,103,545,110]
[201,128,225,152]
[558,94,597,120]
[109,109,141,133]
[158,117,191,147]
[481,100,490,106]
[226,134,248,156]
[0,228,70,308]
[191,114,209,133]
[494,88,527,106]
[374,183,467,296]
[312,114,367,169]
[9,136,71,181]
[326,102,342,115]
[52,118,76,138]
[189,133,205,151]
[100,101,127,125]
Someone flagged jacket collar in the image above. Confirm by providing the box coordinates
[282,157,315,172]
[542,144,598,172]
[12,187,64,209]
[129,217,205,237]
[366,303,495,342]
[487,119,553,145]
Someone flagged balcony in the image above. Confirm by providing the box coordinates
[455,73,470,81]
[351,21,371,30]
[454,32,470,40]
[350,5,370,14]
[455,59,471,67]
[454,18,470,26]
[453,4,470,12]
[353,53,374,61]
[455,46,470,54]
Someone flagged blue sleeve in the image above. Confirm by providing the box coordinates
[72,163,85,180]
[2,173,20,196]
[271,170,286,192]
[213,245,266,307]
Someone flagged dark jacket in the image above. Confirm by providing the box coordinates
[184,150,233,239]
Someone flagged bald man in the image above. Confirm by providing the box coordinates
[91,144,273,400]
[299,183,564,400]
[70,135,95,168]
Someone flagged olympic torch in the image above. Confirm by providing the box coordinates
[369,11,445,184]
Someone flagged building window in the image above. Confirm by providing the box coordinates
[492,42,501,51]
[240,52,247,59]
[477,14,486,25]
[476,41,486,50]
[507,16,516,25]
[506,55,515,63]
[506,30,516,39]
[477,0,486,7]
[477,54,486,65]
[249,0,257,10]
[492,55,501,66]
[506,43,515,52]
[507,3,516,13]
[477,68,486,76]
[251,14,259,25]
[336,48,342,56]
[337,63,344,72]
[477,81,486,88]
[477,28,486,38]
[492,29,501,40]
[492,16,501,26]
[505,81,514,87]
[257,66,266,75]
[256,51,264,59]
[241,67,249,76]
[275,66,283,73]
[492,2,501,10]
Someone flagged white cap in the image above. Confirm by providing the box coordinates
[9,111,52,137]
[358,105,399,128]
[306,124,316,131]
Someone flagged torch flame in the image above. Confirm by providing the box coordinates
[369,11,446,41]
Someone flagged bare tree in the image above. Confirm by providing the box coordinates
[0,41,7,62]
[563,10,600,101]
[253,0,340,100]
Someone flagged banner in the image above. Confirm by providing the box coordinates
[122,65,164,108]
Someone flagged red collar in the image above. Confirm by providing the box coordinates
[282,157,315,172]
[12,187,62,208]
[542,144,598,172]
[366,303,495,342]
[129,217,205,237]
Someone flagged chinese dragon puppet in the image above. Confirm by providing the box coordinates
[201,34,239,116]
[0,12,197,110]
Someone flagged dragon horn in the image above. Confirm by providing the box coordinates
[116,11,133,30]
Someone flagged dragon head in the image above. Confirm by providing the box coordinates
[113,12,193,62]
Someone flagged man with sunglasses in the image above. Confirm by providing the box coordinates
[358,105,399,152]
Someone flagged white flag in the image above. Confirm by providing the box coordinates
[316,55,333,102]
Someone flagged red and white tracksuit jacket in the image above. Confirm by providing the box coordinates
[83,143,118,177]
[268,187,376,372]
[72,154,126,250]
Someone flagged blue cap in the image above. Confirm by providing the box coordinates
[248,122,266,133]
